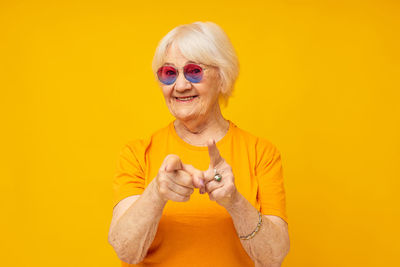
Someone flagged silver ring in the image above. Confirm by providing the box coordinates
[214,168,222,182]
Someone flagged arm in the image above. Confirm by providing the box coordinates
[204,140,289,266]
[108,180,165,264]
[108,154,203,264]
[225,191,290,267]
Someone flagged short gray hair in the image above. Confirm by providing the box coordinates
[152,21,239,104]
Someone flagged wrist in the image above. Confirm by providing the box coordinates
[224,189,241,213]
[148,179,168,208]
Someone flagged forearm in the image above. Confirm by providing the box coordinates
[225,192,290,267]
[109,180,166,264]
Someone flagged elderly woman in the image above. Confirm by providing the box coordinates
[108,21,290,266]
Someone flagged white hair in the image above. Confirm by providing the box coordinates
[152,21,239,104]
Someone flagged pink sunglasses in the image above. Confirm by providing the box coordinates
[157,63,206,85]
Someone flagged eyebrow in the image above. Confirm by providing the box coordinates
[164,60,197,66]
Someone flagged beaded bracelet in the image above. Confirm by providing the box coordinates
[239,211,263,240]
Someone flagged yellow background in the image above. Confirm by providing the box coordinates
[1,0,399,266]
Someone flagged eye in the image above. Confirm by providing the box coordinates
[157,66,178,85]
[165,69,176,76]
[160,66,177,76]
[185,64,203,74]
[189,68,201,74]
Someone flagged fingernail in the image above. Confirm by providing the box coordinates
[199,179,204,188]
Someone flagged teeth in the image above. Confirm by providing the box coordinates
[177,96,196,101]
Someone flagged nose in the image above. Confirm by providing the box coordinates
[174,72,192,92]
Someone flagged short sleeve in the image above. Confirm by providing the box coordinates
[112,141,146,208]
[256,139,288,223]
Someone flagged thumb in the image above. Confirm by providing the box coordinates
[164,154,183,172]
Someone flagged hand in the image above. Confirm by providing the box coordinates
[155,154,205,203]
[203,140,238,208]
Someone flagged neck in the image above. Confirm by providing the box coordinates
[174,105,229,146]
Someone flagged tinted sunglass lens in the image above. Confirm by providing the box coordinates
[184,64,203,83]
[157,66,177,85]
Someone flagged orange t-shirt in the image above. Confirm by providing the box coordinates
[112,120,288,266]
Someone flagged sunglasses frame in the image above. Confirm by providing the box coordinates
[157,63,208,85]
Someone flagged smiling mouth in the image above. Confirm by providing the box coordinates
[175,96,198,102]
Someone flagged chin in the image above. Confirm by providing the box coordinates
[167,100,208,122]
[171,108,201,122]
[174,112,199,122]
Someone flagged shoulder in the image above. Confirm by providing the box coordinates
[229,122,281,170]
[230,121,279,154]
[123,122,171,155]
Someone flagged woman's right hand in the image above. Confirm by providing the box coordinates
[155,154,205,203]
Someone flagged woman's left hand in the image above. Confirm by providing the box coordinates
[203,140,238,208]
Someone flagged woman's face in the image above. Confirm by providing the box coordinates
[159,43,221,123]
